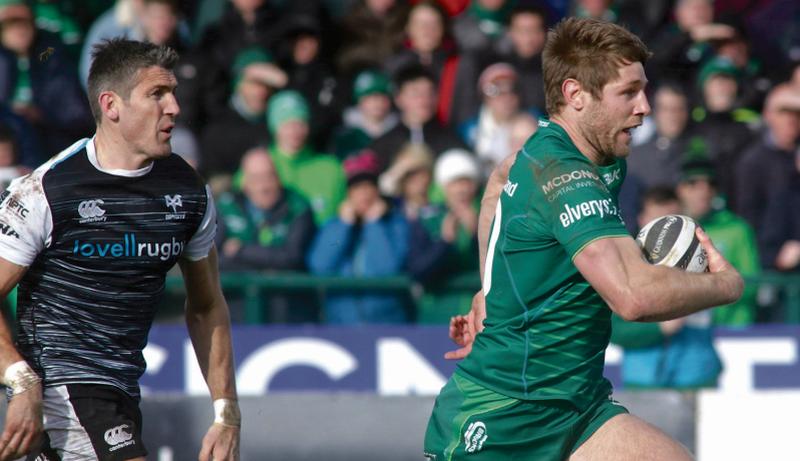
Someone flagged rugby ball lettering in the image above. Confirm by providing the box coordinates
[636,214,708,273]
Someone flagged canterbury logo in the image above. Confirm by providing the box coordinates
[78,199,106,219]
[104,424,133,446]
[464,421,488,453]
[164,194,183,213]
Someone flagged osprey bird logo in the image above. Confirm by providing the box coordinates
[164,194,183,213]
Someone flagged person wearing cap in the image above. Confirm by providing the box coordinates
[459,62,524,177]
[735,83,800,238]
[691,56,757,209]
[267,90,346,225]
[332,69,398,159]
[308,149,411,324]
[677,152,759,326]
[451,0,512,58]
[200,46,286,177]
[0,0,92,156]
[412,148,482,323]
[216,147,318,323]
[378,142,435,220]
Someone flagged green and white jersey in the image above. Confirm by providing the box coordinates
[457,119,629,410]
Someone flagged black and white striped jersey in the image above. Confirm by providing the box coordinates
[0,137,216,399]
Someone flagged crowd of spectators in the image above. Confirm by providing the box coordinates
[0,0,799,327]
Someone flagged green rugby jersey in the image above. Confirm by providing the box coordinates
[457,119,629,410]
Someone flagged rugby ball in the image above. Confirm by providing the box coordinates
[636,214,708,273]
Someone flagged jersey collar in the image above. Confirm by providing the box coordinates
[87,136,155,178]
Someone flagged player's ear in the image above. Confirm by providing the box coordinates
[562,78,586,111]
[98,91,120,122]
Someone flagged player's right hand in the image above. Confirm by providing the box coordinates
[199,423,240,461]
[445,291,486,360]
[695,227,744,303]
[0,382,43,461]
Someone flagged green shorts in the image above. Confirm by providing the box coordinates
[424,373,628,461]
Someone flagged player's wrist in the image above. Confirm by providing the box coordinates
[3,360,41,396]
[213,398,241,428]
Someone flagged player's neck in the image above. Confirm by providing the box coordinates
[549,114,605,165]
[94,126,154,171]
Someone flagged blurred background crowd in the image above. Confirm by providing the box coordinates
[0,0,798,331]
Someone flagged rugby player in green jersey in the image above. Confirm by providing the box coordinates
[424,18,743,461]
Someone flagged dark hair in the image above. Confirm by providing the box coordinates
[542,18,651,116]
[642,186,679,206]
[87,38,179,123]
[510,4,548,25]
[393,64,436,94]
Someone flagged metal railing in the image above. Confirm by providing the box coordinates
[163,272,800,324]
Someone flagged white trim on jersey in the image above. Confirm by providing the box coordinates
[86,137,154,177]
[183,185,217,261]
[41,386,96,459]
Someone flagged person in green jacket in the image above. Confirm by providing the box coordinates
[217,147,318,323]
[266,90,346,225]
[677,153,760,326]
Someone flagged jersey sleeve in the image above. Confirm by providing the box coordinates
[536,155,629,259]
[183,185,217,261]
[0,174,51,266]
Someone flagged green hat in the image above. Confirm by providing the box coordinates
[697,57,741,88]
[352,70,391,102]
[680,137,716,182]
[231,47,273,87]
[267,90,309,133]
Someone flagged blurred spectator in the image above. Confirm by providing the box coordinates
[0,124,28,189]
[385,0,472,125]
[336,0,409,76]
[0,103,41,167]
[139,0,184,50]
[452,0,511,57]
[278,13,346,150]
[79,0,144,87]
[31,0,83,61]
[677,154,760,326]
[611,186,722,389]
[491,5,547,114]
[369,65,466,170]
[308,149,410,324]
[333,69,398,160]
[267,90,346,225]
[735,83,800,241]
[217,147,318,323]
[692,57,757,208]
[570,0,616,22]
[378,142,434,220]
[712,16,775,111]
[459,63,522,176]
[508,111,537,153]
[628,83,696,189]
[647,0,734,88]
[411,148,480,323]
[196,0,282,77]
[0,0,92,156]
[201,47,285,177]
[761,170,800,273]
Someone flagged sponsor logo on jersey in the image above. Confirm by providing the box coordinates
[0,190,29,219]
[602,168,622,186]
[72,234,185,261]
[78,199,107,224]
[503,180,518,197]
[464,421,488,453]
[164,194,186,220]
[423,452,438,460]
[0,221,19,239]
[559,199,619,228]
[104,424,135,452]
[541,169,599,195]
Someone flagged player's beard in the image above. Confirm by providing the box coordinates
[579,106,618,165]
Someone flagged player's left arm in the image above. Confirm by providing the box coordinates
[179,246,240,461]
